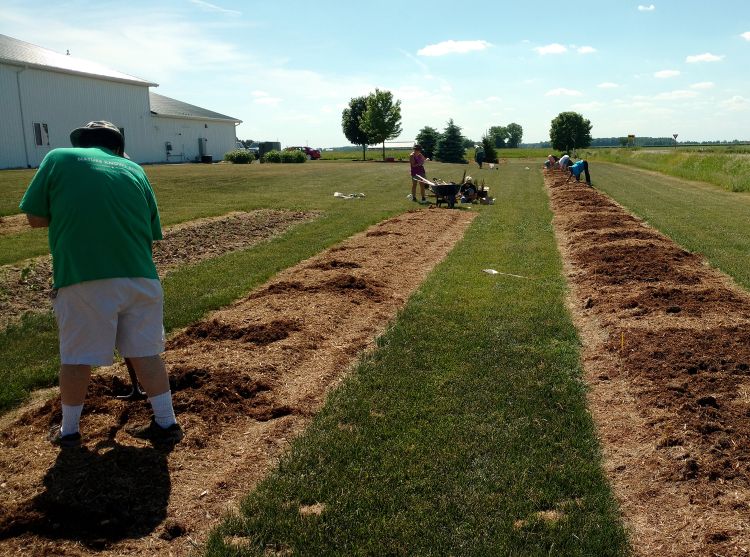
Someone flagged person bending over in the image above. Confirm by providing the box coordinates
[567,159,592,185]
[20,120,183,448]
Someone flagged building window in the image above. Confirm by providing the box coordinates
[33,123,49,146]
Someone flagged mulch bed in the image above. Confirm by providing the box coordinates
[0,208,476,556]
[546,170,750,556]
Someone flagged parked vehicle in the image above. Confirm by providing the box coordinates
[285,146,321,160]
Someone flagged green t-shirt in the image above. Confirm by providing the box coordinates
[19,147,162,289]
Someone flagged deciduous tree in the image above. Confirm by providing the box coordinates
[549,112,592,152]
[488,125,509,148]
[505,123,523,148]
[361,89,402,161]
[341,96,371,160]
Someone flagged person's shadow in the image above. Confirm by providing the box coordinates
[1,438,173,549]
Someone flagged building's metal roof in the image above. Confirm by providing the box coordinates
[149,92,241,123]
[0,34,157,86]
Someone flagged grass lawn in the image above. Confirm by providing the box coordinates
[584,147,750,192]
[204,160,629,556]
[591,162,750,290]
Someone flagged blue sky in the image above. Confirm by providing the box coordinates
[2,0,749,146]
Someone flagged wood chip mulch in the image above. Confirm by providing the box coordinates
[546,170,750,556]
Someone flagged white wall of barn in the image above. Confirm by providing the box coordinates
[148,117,237,163]
[1,65,153,168]
[0,65,238,169]
[0,64,29,168]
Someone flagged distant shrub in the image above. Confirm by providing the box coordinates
[224,149,255,164]
[261,150,282,163]
[281,150,307,163]
[261,150,306,163]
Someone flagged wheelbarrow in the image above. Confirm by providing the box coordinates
[413,175,461,208]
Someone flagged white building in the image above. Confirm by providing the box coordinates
[0,34,241,169]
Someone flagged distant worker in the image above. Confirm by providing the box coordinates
[409,144,428,203]
[475,145,485,169]
[567,159,592,185]
[558,154,571,170]
[19,120,183,448]
[544,154,559,170]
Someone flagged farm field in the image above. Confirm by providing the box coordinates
[2,159,750,555]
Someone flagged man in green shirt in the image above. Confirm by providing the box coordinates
[20,121,182,448]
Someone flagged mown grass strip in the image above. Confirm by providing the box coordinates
[205,161,629,556]
[592,162,750,290]
[585,147,750,192]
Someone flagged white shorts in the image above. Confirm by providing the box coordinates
[53,277,166,366]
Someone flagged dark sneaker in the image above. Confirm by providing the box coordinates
[127,419,184,445]
[48,426,81,448]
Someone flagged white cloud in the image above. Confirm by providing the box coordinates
[417,40,491,56]
[597,82,619,89]
[721,96,750,111]
[690,82,715,90]
[188,0,241,16]
[654,90,699,100]
[638,4,656,11]
[577,46,596,54]
[686,53,724,63]
[472,95,503,106]
[741,32,750,41]
[572,101,605,111]
[535,43,567,55]
[254,96,281,106]
[545,88,583,97]
[654,69,680,78]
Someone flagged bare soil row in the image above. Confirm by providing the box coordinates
[546,170,750,556]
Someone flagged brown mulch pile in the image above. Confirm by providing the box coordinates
[545,170,750,556]
[0,210,317,331]
[0,208,476,556]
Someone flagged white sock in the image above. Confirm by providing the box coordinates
[61,404,84,436]
[148,391,177,429]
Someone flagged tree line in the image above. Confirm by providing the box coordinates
[340,90,594,158]
[342,90,527,163]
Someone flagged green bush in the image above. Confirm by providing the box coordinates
[261,150,307,164]
[261,150,282,163]
[223,149,255,164]
[281,150,307,163]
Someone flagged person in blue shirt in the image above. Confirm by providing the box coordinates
[567,159,591,185]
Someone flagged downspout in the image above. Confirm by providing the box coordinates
[15,67,31,168]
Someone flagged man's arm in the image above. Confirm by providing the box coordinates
[26,214,50,228]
